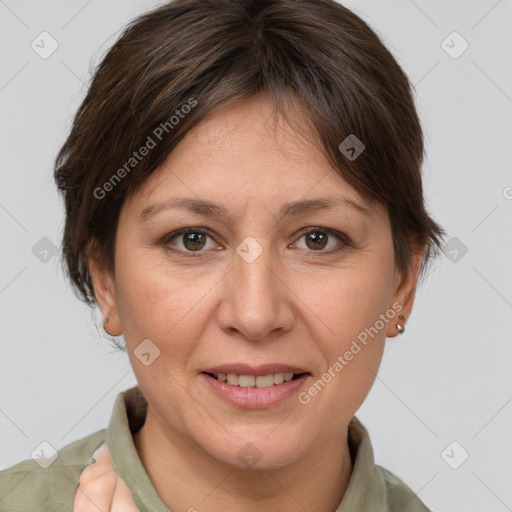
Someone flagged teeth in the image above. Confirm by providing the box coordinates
[256,374,274,388]
[273,373,284,385]
[227,373,238,385]
[239,375,256,387]
[213,372,301,387]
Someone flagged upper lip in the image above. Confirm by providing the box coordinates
[202,364,309,376]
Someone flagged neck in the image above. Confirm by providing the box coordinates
[133,407,353,512]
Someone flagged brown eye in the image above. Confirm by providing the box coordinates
[181,232,207,251]
[304,231,328,250]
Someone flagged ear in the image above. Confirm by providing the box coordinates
[86,240,123,336]
[386,240,426,338]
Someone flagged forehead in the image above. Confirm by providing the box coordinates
[123,96,375,218]
[186,97,315,158]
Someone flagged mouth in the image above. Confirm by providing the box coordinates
[200,364,311,408]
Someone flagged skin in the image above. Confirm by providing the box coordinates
[87,95,424,512]
[73,444,139,512]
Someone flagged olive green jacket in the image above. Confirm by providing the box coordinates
[0,385,432,511]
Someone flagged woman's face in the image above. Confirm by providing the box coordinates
[91,96,421,469]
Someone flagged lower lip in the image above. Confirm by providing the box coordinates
[202,373,310,409]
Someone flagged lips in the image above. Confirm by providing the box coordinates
[201,369,311,408]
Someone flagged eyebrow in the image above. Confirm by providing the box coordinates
[137,196,373,223]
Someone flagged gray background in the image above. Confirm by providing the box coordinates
[1,0,511,510]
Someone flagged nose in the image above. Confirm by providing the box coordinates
[216,241,295,342]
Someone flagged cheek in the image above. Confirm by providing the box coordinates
[302,260,394,348]
[298,258,393,411]
[113,247,218,359]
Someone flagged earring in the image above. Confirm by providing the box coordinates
[396,315,406,335]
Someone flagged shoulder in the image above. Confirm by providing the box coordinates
[0,429,107,512]
[376,465,433,512]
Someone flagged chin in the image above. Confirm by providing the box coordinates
[196,427,306,470]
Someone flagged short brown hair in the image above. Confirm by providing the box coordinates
[54,0,445,306]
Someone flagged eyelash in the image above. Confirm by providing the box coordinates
[161,227,352,258]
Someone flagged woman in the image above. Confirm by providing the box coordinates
[0,0,444,510]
